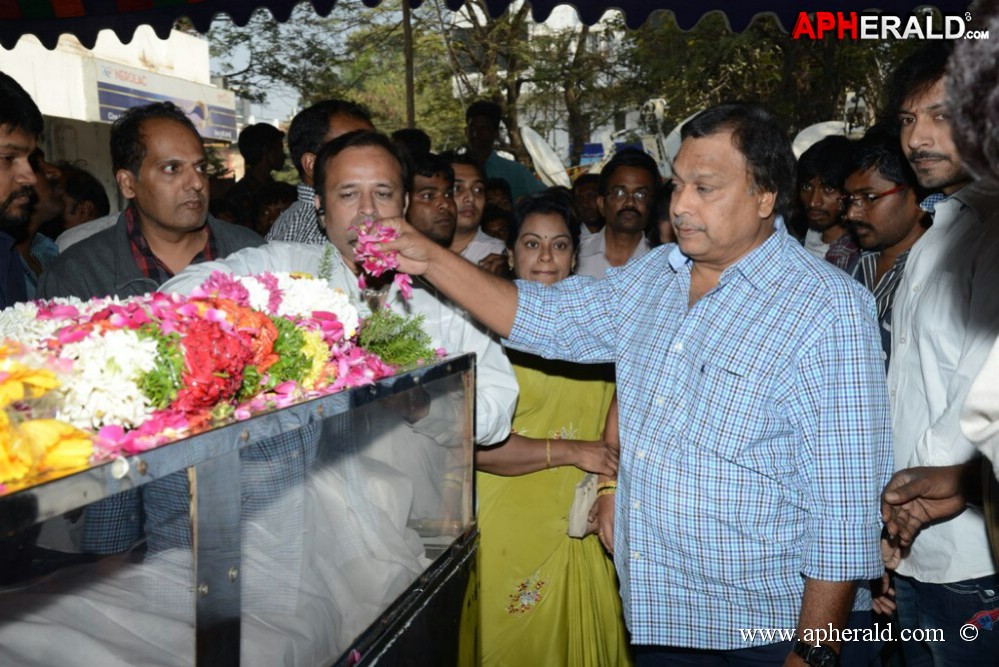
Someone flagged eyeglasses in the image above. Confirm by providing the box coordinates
[840,184,906,209]
[607,187,650,204]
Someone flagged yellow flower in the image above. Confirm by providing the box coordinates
[0,362,61,408]
[1,416,92,485]
[300,330,331,390]
[19,419,93,472]
[0,421,32,483]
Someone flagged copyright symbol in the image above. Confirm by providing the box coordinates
[960,623,979,641]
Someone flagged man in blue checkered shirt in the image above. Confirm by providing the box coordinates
[384,102,892,666]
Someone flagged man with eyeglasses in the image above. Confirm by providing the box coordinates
[576,148,660,278]
[841,127,929,372]
[877,42,999,665]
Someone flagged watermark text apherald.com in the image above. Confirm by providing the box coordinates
[792,11,989,40]
[738,622,973,645]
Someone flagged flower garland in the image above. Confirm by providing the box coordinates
[352,217,413,299]
[0,270,440,490]
[0,342,92,489]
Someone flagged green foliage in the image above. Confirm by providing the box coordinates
[137,325,183,409]
[358,308,437,369]
[237,364,263,402]
[209,0,469,151]
[625,10,923,136]
[265,316,312,388]
[527,13,639,165]
[209,1,927,170]
[202,143,231,178]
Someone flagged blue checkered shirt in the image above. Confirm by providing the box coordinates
[507,218,892,649]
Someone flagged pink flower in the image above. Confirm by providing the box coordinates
[192,271,251,306]
[94,411,190,456]
[56,326,89,345]
[255,273,282,314]
[36,303,80,320]
[351,218,414,300]
[105,303,151,329]
[306,311,347,346]
[393,272,413,300]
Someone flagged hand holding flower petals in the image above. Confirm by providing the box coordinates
[352,218,414,300]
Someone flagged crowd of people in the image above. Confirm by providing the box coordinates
[3,12,999,666]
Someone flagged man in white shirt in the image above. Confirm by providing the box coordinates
[880,42,999,664]
[575,148,658,278]
[444,153,507,274]
[164,131,517,448]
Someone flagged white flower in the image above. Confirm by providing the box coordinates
[237,276,275,313]
[0,297,120,348]
[0,302,50,347]
[273,274,359,338]
[54,329,159,430]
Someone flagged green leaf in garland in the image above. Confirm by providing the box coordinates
[137,324,183,409]
[238,365,264,402]
[358,308,437,369]
[265,315,312,388]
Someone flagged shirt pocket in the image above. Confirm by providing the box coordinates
[693,356,774,463]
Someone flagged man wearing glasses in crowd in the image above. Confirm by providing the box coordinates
[575,148,660,278]
[841,126,929,372]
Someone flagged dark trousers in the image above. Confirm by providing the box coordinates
[894,572,999,666]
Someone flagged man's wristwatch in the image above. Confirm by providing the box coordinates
[792,640,838,667]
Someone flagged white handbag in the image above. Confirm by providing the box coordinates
[566,473,597,538]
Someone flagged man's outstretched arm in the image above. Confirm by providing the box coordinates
[385,216,519,338]
[881,462,979,549]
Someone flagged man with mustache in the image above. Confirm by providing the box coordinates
[0,71,41,309]
[575,148,658,278]
[39,101,263,301]
[36,102,263,564]
[878,41,999,665]
[796,135,858,269]
[381,102,890,666]
[165,131,517,449]
[15,151,63,299]
[842,127,929,371]
[407,152,457,247]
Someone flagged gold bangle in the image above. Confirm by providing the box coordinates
[596,481,617,493]
[597,487,617,498]
[545,439,552,469]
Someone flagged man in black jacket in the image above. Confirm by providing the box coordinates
[39,101,262,301]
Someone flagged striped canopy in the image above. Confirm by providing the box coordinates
[0,0,974,49]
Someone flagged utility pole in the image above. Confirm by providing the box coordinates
[402,0,415,127]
